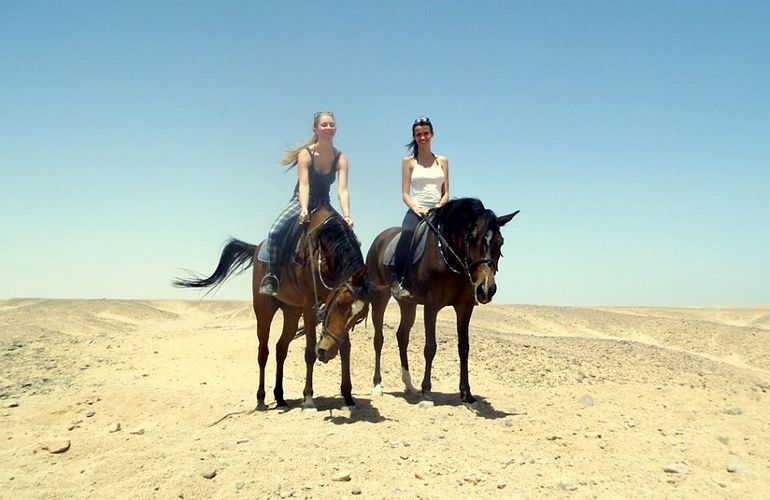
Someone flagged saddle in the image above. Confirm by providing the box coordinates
[383,216,432,267]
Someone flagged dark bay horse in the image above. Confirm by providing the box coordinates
[174,204,369,411]
[366,198,518,404]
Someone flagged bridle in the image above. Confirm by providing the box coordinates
[294,214,366,344]
[422,215,497,284]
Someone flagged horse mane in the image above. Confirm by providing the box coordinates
[432,198,498,248]
[316,215,364,285]
[276,208,363,285]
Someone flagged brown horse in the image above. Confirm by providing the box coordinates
[174,204,369,411]
[366,198,518,404]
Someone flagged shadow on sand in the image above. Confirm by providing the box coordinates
[277,396,391,424]
[387,390,514,419]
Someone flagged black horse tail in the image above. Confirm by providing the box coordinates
[173,238,257,290]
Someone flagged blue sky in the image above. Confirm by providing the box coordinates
[2,1,768,305]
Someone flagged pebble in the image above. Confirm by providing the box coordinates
[351,487,362,495]
[418,400,434,409]
[200,467,216,479]
[663,463,686,474]
[6,401,19,408]
[128,428,145,435]
[44,439,71,454]
[727,462,746,473]
[718,436,730,445]
[332,471,351,482]
[577,394,594,406]
[497,482,507,489]
[559,482,578,491]
[108,422,121,433]
[723,406,743,415]
[85,411,95,418]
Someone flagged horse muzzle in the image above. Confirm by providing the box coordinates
[475,281,497,304]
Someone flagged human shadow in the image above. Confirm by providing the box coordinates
[387,390,514,420]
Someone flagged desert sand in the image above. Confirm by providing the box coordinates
[1,299,768,499]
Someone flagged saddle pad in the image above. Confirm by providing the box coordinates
[257,239,269,262]
[383,222,430,267]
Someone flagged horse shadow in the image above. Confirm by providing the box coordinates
[280,396,391,425]
[388,390,514,420]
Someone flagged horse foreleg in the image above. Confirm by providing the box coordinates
[340,337,355,408]
[274,307,300,408]
[455,303,476,404]
[421,304,440,401]
[396,300,418,394]
[302,306,318,412]
[370,290,389,395]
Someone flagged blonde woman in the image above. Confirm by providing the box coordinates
[259,112,353,296]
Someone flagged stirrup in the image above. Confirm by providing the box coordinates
[259,273,279,297]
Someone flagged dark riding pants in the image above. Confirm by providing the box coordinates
[393,209,420,280]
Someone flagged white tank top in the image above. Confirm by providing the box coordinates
[410,156,444,209]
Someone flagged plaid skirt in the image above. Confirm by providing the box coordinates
[265,197,302,272]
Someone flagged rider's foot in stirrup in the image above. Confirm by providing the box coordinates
[390,277,412,300]
[259,273,279,297]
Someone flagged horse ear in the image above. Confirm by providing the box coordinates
[497,210,520,226]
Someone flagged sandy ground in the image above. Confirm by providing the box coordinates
[1,299,768,499]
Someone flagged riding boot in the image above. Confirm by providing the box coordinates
[389,272,412,300]
[259,272,280,297]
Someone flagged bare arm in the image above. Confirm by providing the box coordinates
[437,156,450,207]
[297,149,311,222]
[401,157,427,216]
[336,154,353,226]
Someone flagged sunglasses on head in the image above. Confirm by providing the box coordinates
[314,111,334,119]
[414,116,431,125]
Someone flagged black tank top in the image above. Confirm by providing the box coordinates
[293,146,340,208]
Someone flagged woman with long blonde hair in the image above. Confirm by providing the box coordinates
[259,111,353,296]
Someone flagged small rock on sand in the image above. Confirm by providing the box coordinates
[44,440,71,454]
[108,422,121,433]
[332,470,351,482]
[200,467,216,479]
[663,463,686,474]
[577,394,594,406]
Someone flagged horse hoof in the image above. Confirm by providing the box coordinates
[302,406,317,414]
[418,399,434,409]
[372,384,383,397]
[255,402,268,412]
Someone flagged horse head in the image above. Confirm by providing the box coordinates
[315,268,370,363]
[306,206,370,363]
[434,199,519,305]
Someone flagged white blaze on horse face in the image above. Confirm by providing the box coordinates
[351,300,365,316]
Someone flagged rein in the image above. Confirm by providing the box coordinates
[292,214,363,342]
[421,215,495,283]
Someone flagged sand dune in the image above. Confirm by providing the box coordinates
[1,299,768,498]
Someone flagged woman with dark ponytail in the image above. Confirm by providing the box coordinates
[390,116,449,298]
[259,111,353,296]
